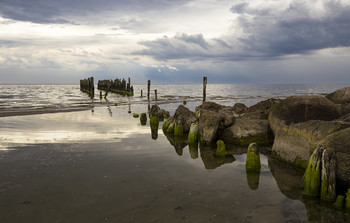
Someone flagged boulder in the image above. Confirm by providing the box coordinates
[326,87,350,104]
[221,118,272,146]
[268,95,342,162]
[196,102,235,144]
[269,119,350,163]
[242,98,281,120]
[149,104,170,120]
[270,95,341,125]
[162,105,196,135]
[232,103,247,115]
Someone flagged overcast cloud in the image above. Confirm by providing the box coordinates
[0,0,349,84]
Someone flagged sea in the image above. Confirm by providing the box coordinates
[0,83,349,116]
[0,83,349,223]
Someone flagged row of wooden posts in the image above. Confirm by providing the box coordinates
[81,76,208,102]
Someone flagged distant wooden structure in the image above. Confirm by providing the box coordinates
[80,77,94,98]
[97,77,134,96]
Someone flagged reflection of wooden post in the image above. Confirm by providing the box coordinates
[155,89,157,100]
[141,90,143,97]
[203,76,207,102]
[147,80,151,100]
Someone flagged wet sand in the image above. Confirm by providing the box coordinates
[0,105,349,222]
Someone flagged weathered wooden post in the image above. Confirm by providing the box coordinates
[100,91,102,99]
[203,76,207,102]
[128,77,131,93]
[147,80,151,100]
[141,90,143,97]
[155,89,157,100]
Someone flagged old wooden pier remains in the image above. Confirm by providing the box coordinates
[80,77,95,98]
[97,78,134,96]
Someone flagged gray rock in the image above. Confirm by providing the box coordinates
[242,98,281,120]
[221,118,272,147]
[270,95,341,125]
[326,87,350,104]
[149,104,170,120]
[270,119,350,163]
[162,105,196,135]
[233,103,247,115]
[196,102,235,144]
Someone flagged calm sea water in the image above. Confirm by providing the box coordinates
[0,83,349,222]
[0,83,349,116]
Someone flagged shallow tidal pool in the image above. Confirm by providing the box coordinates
[0,104,349,223]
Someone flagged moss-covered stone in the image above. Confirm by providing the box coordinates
[188,122,198,144]
[140,113,147,126]
[150,116,159,129]
[294,157,308,170]
[133,113,139,118]
[174,123,184,136]
[215,140,226,157]
[335,195,345,208]
[246,143,261,172]
[346,188,350,209]
[303,147,323,197]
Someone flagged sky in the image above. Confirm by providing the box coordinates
[0,0,350,84]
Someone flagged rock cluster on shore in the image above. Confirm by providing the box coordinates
[160,86,350,191]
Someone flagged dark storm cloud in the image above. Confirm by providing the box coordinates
[234,1,350,57]
[0,0,190,24]
[136,0,350,61]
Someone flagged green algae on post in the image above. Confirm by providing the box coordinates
[245,143,261,190]
[150,116,159,129]
[140,113,147,126]
[183,100,187,105]
[335,195,345,208]
[188,142,198,159]
[246,143,261,172]
[133,113,139,118]
[303,147,323,197]
[188,122,198,144]
[346,188,350,209]
[215,140,226,157]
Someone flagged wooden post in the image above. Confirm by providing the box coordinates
[203,76,207,102]
[141,90,143,97]
[147,80,151,100]
[155,89,157,100]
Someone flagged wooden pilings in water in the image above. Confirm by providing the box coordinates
[80,77,94,98]
[147,80,151,100]
[203,76,207,102]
